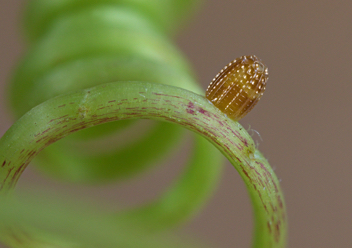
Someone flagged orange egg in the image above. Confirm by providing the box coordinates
[206,55,268,121]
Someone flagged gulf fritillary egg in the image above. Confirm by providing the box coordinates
[206,55,268,121]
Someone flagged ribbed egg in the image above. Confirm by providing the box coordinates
[206,55,268,121]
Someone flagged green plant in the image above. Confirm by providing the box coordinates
[0,0,287,247]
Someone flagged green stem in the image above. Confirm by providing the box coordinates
[0,82,287,247]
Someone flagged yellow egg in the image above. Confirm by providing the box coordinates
[206,55,268,121]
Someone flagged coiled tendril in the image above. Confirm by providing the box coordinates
[8,0,224,232]
[0,0,287,247]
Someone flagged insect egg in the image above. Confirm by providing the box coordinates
[206,55,268,121]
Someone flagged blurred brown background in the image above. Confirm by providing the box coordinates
[1,1,352,247]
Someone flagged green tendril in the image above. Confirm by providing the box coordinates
[1,0,287,247]
[1,82,286,247]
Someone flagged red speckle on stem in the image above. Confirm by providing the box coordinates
[186,108,195,115]
[274,221,281,242]
[198,107,210,116]
[12,163,25,180]
[267,222,272,233]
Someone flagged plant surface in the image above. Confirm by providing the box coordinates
[0,0,287,247]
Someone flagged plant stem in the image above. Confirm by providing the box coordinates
[0,81,287,247]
